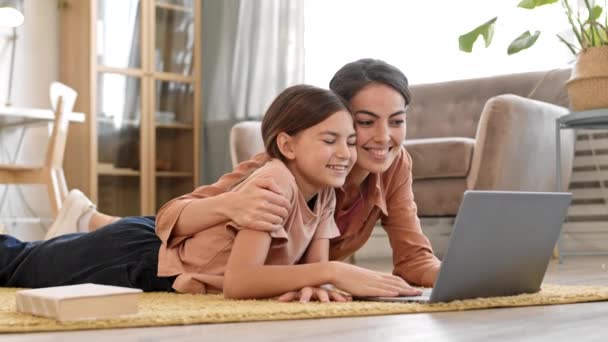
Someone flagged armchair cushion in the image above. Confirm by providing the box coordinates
[413,178,467,216]
[404,137,475,180]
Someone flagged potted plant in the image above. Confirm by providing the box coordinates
[459,0,608,111]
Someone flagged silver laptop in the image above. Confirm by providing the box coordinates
[360,190,572,303]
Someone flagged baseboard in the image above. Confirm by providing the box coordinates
[560,221,608,254]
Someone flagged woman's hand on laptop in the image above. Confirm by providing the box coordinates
[329,261,422,297]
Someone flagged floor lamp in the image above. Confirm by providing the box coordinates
[1,0,24,106]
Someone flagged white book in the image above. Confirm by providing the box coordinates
[15,283,142,322]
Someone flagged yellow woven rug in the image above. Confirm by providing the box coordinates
[1,284,608,333]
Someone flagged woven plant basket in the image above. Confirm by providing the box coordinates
[566,46,608,111]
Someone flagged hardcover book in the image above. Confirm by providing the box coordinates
[15,283,142,321]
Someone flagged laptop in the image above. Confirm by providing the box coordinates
[359,190,572,303]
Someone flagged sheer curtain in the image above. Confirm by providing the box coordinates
[201,0,304,184]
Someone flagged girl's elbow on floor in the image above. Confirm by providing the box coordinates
[223,288,243,300]
[223,285,246,299]
[223,272,249,299]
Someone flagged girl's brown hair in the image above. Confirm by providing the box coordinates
[261,84,350,161]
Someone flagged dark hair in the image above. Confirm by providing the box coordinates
[329,58,411,105]
[261,84,350,161]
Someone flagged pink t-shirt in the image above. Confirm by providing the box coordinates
[155,159,340,294]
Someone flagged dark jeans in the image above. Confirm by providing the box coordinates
[0,216,174,292]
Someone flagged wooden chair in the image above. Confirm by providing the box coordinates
[0,82,77,217]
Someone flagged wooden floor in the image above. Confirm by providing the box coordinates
[3,256,608,341]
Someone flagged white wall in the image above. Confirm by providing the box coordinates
[0,0,59,240]
[304,0,573,87]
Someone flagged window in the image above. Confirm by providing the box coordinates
[304,0,573,86]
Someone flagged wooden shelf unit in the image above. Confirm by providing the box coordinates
[59,0,201,216]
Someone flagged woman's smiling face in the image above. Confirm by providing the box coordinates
[349,83,407,174]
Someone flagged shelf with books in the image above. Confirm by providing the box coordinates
[156,122,193,130]
[156,171,193,178]
[97,163,140,177]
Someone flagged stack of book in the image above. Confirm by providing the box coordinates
[15,283,142,322]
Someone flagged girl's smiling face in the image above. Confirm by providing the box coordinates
[281,110,357,200]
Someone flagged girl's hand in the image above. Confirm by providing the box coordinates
[329,261,422,297]
[228,177,291,231]
[277,285,352,303]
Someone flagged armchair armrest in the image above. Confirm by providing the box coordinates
[466,94,575,192]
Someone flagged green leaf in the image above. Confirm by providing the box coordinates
[585,24,607,46]
[556,34,579,55]
[563,0,584,48]
[598,23,608,45]
[578,17,593,47]
[458,17,497,53]
[517,0,558,10]
[507,30,541,54]
[589,5,603,22]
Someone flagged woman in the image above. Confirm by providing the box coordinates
[47,59,440,300]
[222,58,442,296]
